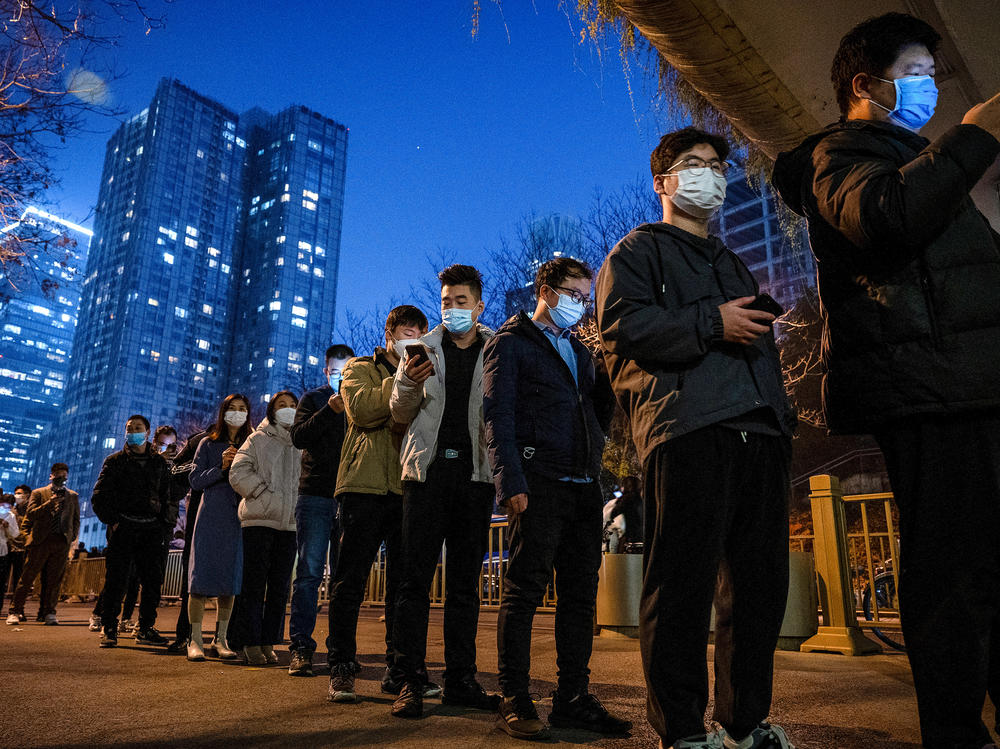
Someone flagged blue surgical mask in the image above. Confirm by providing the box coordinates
[328,373,342,392]
[126,432,146,447]
[442,307,475,334]
[872,75,938,131]
[546,293,585,329]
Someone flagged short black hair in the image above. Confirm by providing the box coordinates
[14,484,31,494]
[650,127,730,177]
[325,344,355,362]
[534,257,593,298]
[266,390,298,423]
[126,414,150,430]
[51,463,69,474]
[831,12,940,116]
[153,425,177,440]
[438,264,483,301]
[384,305,429,334]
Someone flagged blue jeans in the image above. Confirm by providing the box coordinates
[288,494,340,654]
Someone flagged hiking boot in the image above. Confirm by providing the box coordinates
[391,682,423,718]
[288,649,314,677]
[88,615,102,632]
[498,693,546,740]
[328,663,358,703]
[549,689,631,734]
[670,733,726,749]
[135,627,168,646]
[722,723,796,749]
[44,613,59,625]
[99,626,118,648]
[187,638,206,661]
[442,676,502,710]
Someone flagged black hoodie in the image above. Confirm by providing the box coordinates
[772,119,1000,433]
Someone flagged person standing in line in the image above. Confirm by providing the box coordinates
[0,498,19,621]
[484,258,629,739]
[186,395,252,662]
[596,127,797,749]
[92,415,173,649]
[388,264,499,719]
[229,391,302,666]
[326,305,429,704]
[2,485,30,621]
[9,469,76,625]
[287,343,354,676]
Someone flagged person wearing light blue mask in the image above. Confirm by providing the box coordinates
[773,12,1000,749]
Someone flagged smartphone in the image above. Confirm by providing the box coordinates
[404,343,434,376]
[746,293,784,318]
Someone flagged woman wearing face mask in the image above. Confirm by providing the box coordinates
[186,394,253,662]
[228,390,302,666]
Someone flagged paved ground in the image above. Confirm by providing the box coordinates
[4,601,997,748]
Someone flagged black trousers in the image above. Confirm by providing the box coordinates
[393,458,494,685]
[326,492,402,668]
[497,473,603,697]
[173,493,201,642]
[642,427,790,745]
[230,526,297,647]
[875,412,1000,749]
[101,521,166,630]
[3,550,24,608]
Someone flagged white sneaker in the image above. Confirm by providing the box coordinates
[88,615,102,632]
[722,724,796,749]
[187,638,206,662]
[120,619,136,634]
[671,732,726,749]
[5,614,19,625]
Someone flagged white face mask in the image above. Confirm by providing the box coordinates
[392,337,420,359]
[224,410,248,428]
[275,407,296,427]
[667,168,727,218]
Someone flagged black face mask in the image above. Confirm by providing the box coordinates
[52,476,67,488]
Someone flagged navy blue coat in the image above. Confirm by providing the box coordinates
[483,312,615,504]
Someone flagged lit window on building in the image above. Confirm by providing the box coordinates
[202,304,213,315]
[269,301,281,311]
[121,231,130,241]
[186,225,198,237]
[298,241,311,250]
[185,237,198,249]
[276,235,285,244]
[291,305,308,317]
[196,339,210,350]
[302,200,317,211]
[163,252,174,264]
[148,298,159,306]
[103,437,116,448]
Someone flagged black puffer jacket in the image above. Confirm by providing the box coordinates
[483,312,615,503]
[596,223,795,466]
[772,119,1000,432]
[289,384,346,498]
[91,447,172,527]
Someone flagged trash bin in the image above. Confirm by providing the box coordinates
[595,552,643,639]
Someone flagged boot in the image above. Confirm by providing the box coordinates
[261,644,279,664]
[243,645,266,666]
[187,622,205,662]
[209,618,238,660]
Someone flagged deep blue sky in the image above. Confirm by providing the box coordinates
[51,2,670,336]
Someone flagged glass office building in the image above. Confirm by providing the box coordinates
[0,208,91,489]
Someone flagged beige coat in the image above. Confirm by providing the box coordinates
[229,418,301,532]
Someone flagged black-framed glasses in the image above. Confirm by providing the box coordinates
[666,156,730,177]
[554,285,594,307]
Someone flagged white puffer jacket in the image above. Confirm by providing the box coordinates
[229,418,301,532]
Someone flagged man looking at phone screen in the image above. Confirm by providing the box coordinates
[388,264,500,718]
[287,343,354,676]
[595,127,797,749]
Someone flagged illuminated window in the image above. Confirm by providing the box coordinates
[275,257,284,266]
[291,318,307,329]
[147,298,159,306]
[196,149,204,159]
[302,200,316,211]
[315,246,325,257]
[103,437,116,449]
[298,241,312,250]
[174,307,187,318]
[208,259,218,268]
[297,263,310,272]
[269,301,281,311]
[281,193,290,203]
[313,268,324,278]
[221,264,230,274]
[185,237,198,248]
[186,226,198,237]
[308,139,322,151]
[292,305,308,317]
[121,231,130,241]
[302,189,318,201]
[196,339,210,350]
[276,235,285,244]
[163,252,174,264]
[202,304,213,315]
[207,247,220,257]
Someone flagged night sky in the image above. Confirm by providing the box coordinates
[50,2,671,338]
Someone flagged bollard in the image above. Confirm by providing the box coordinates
[595,552,643,638]
[799,474,880,655]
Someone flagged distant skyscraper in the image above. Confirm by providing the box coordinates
[503,214,586,318]
[0,208,91,489]
[30,79,347,550]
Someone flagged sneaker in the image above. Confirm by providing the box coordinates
[391,682,423,719]
[288,649,314,677]
[165,639,187,654]
[442,676,502,710]
[99,627,118,648]
[120,619,136,634]
[722,723,795,749]
[88,615,102,632]
[671,734,726,749]
[44,613,59,626]
[380,667,442,698]
[135,627,169,646]
[6,613,20,625]
[328,663,359,703]
[498,693,547,740]
[548,689,631,734]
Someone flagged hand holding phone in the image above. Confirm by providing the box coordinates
[403,344,435,382]
[745,293,784,317]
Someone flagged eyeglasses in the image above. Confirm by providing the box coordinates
[666,156,730,177]
[554,286,594,307]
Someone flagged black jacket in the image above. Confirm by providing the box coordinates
[772,119,1000,432]
[483,312,615,503]
[289,384,346,498]
[170,429,209,515]
[91,447,172,527]
[596,223,795,465]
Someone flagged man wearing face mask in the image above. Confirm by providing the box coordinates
[484,258,627,739]
[326,306,430,703]
[386,264,500,719]
[596,127,796,749]
[8,465,79,625]
[772,13,1000,749]
[91,414,172,648]
[286,343,354,676]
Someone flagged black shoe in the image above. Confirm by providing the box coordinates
[99,627,118,648]
[443,677,502,710]
[548,690,631,734]
[165,639,187,654]
[391,682,423,719]
[381,668,441,698]
[134,627,169,646]
[497,693,546,740]
[328,663,359,703]
[35,613,46,622]
[288,649,314,677]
